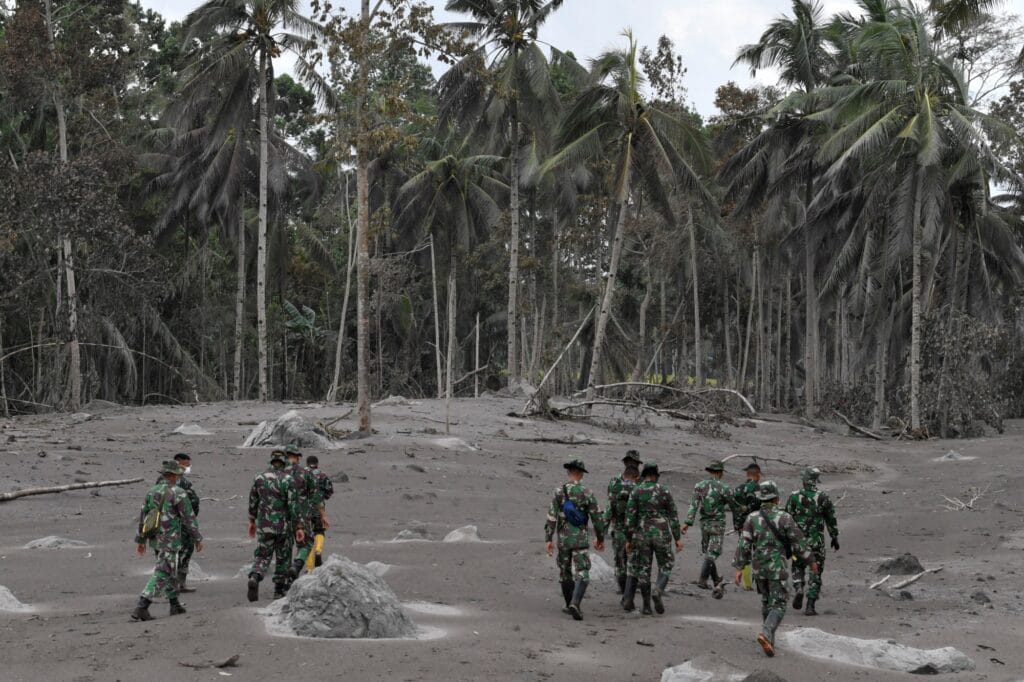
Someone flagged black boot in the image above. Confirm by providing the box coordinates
[710,562,724,599]
[758,608,783,657]
[640,584,653,615]
[560,580,575,613]
[804,597,817,616]
[621,577,637,612]
[567,580,588,621]
[696,558,712,589]
[616,575,626,595]
[131,593,152,618]
[273,581,287,599]
[652,574,669,614]
[177,571,196,594]
[288,558,305,582]
[247,572,261,603]
[792,585,804,611]
[169,598,186,616]
[314,554,323,568]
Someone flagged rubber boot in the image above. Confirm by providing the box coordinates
[652,574,669,614]
[568,580,588,621]
[695,558,712,589]
[131,596,153,622]
[273,581,287,599]
[288,558,305,583]
[792,585,804,611]
[620,577,637,612]
[616,575,626,595]
[804,597,817,616]
[757,609,783,657]
[560,580,575,613]
[314,554,323,568]
[247,572,261,603]
[169,598,186,616]
[640,584,653,615]
[710,562,724,599]
[177,571,196,594]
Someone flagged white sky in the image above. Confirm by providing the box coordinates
[140,0,1024,117]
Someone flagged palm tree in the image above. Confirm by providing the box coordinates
[183,0,326,401]
[545,31,712,401]
[440,0,568,386]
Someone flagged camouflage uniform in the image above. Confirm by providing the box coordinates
[733,481,813,656]
[606,474,638,589]
[785,468,838,614]
[286,455,323,576]
[623,469,681,615]
[545,459,606,621]
[733,473,762,591]
[684,462,738,593]
[154,469,200,590]
[132,463,201,620]
[248,460,302,598]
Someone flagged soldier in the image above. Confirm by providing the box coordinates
[733,460,762,591]
[284,444,324,582]
[305,455,334,570]
[733,480,817,657]
[132,460,203,621]
[785,467,839,616]
[606,450,643,593]
[155,453,201,594]
[622,463,683,616]
[247,450,305,601]
[683,459,739,599]
[544,459,607,621]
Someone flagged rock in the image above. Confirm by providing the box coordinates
[742,673,787,682]
[898,590,914,601]
[242,410,340,450]
[970,590,991,605]
[933,450,976,462]
[499,379,536,398]
[364,561,391,577]
[373,395,418,407]
[393,525,431,542]
[442,525,481,543]
[69,412,93,424]
[781,627,974,674]
[23,536,89,550]
[587,553,616,584]
[406,464,426,473]
[878,553,925,575]
[0,586,33,613]
[431,437,477,451]
[265,555,416,639]
[233,563,254,579]
[172,423,214,436]
[187,561,213,582]
[661,659,746,682]
[332,471,349,483]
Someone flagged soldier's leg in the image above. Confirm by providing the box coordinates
[132,547,166,621]
[567,549,591,620]
[556,547,574,611]
[635,539,654,615]
[153,550,186,616]
[289,518,316,580]
[177,534,196,593]
[805,549,825,615]
[706,524,726,598]
[248,533,274,602]
[651,540,674,615]
[273,533,294,598]
[757,578,788,656]
[312,515,327,569]
[791,555,807,610]
[612,530,628,592]
[696,525,713,588]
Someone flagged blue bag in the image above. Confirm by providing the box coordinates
[562,485,589,527]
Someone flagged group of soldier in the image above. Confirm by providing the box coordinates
[545,452,839,658]
[130,445,334,621]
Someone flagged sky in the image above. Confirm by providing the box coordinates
[141,0,1024,117]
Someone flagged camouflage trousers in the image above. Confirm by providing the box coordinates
[699,521,726,560]
[252,532,293,585]
[142,550,178,601]
[178,532,195,577]
[792,547,826,599]
[293,517,317,564]
[629,535,674,586]
[611,529,630,580]
[556,547,591,582]
[755,577,788,620]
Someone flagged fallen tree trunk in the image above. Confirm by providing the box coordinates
[571,382,756,415]
[835,411,884,441]
[0,477,143,502]
[552,399,718,423]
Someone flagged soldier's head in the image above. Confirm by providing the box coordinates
[563,459,587,481]
[622,465,640,481]
[159,460,184,483]
[641,463,660,481]
[173,453,192,475]
[270,451,287,469]
[756,480,780,505]
[622,450,642,473]
[744,460,761,482]
[800,467,821,489]
[306,455,319,470]
[285,443,302,464]
[705,460,725,479]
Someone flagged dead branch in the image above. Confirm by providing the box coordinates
[835,411,884,441]
[454,365,489,386]
[572,383,756,415]
[721,453,803,467]
[504,435,603,445]
[869,575,891,590]
[888,567,943,590]
[553,399,713,422]
[0,477,144,502]
[942,484,992,511]
[522,306,595,415]
[200,494,240,502]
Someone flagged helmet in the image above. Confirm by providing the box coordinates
[800,467,821,484]
[756,480,780,501]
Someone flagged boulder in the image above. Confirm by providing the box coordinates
[393,525,431,542]
[364,561,391,577]
[661,659,746,682]
[242,410,340,450]
[442,525,481,543]
[23,536,89,550]
[172,423,213,436]
[265,555,416,639]
[781,627,974,674]
[0,586,33,613]
[877,553,925,575]
[588,553,616,584]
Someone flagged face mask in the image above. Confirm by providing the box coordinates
[184,466,192,475]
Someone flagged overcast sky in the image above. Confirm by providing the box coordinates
[141,0,1024,117]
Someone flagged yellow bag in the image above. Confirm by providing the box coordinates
[140,489,168,540]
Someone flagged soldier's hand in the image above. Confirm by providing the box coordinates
[136,543,146,556]
[810,562,820,574]
[734,569,743,586]
[594,540,605,552]
[321,515,331,530]
[296,529,306,543]
[625,542,633,553]
[195,542,204,553]
[830,537,840,551]
[681,525,689,535]
[674,540,683,554]
[545,541,554,556]
[248,521,256,539]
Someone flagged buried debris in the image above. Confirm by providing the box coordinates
[442,525,481,543]
[661,658,747,682]
[23,536,89,550]
[172,423,213,436]
[877,553,925,575]
[781,627,974,674]
[242,410,341,450]
[178,655,240,670]
[0,478,143,503]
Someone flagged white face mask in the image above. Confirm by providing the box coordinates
[184,466,192,475]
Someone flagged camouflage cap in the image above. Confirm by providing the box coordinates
[284,443,302,456]
[622,450,643,466]
[640,463,660,478]
[563,459,588,474]
[800,466,821,482]
[705,459,725,473]
[756,480,780,501]
[159,460,185,476]
[269,450,287,465]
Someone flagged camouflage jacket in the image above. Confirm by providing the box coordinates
[310,467,334,502]
[624,481,681,543]
[155,473,200,516]
[733,479,761,529]
[785,486,838,549]
[605,476,637,530]
[544,481,607,550]
[248,468,301,535]
[732,503,811,579]
[684,477,738,527]
[134,482,202,551]
[287,462,324,521]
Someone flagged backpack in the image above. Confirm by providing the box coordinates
[562,485,589,528]
[140,487,169,540]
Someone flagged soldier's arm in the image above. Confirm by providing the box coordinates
[732,517,753,569]
[185,480,201,516]
[134,490,152,544]
[544,491,559,542]
[587,491,607,542]
[287,480,305,531]
[784,492,797,514]
[784,516,812,563]
[666,491,682,541]
[683,483,700,526]
[322,477,335,501]
[179,491,203,544]
[623,489,639,543]
[822,493,839,539]
[248,478,259,522]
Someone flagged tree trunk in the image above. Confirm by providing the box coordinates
[0,313,7,417]
[723,273,733,389]
[233,201,246,400]
[430,235,443,398]
[910,170,924,433]
[445,263,456,435]
[474,311,480,398]
[757,252,767,407]
[688,207,703,388]
[740,251,756,392]
[529,297,546,381]
[630,262,652,383]
[804,181,818,417]
[256,49,271,402]
[775,275,783,409]
[326,174,355,403]
[507,80,521,385]
[585,199,629,402]
[872,310,892,432]
[355,0,372,433]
